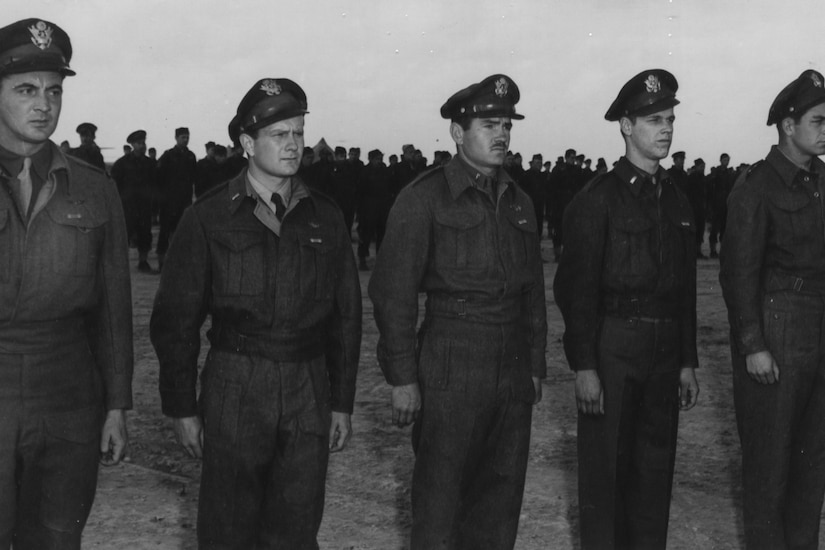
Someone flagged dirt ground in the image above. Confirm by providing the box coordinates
[79,237,824,549]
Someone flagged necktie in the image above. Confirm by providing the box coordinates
[17,157,32,219]
[270,192,286,221]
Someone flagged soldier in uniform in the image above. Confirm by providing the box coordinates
[720,69,825,550]
[708,152,735,258]
[520,153,547,237]
[554,69,699,550]
[668,150,688,194]
[0,18,133,547]
[111,130,157,273]
[355,148,392,271]
[68,121,105,170]
[686,158,708,258]
[156,126,196,270]
[151,77,361,549]
[369,74,546,550]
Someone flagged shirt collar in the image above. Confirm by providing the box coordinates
[0,142,54,181]
[768,144,825,188]
[444,156,514,200]
[613,156,669,197]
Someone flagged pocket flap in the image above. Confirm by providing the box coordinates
[47,198,108,229]
[210,229,265,252]
[768,192,809,212]
[434,209,484,230]
[297,232,336,254]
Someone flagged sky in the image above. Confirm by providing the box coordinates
[5,0,822,167]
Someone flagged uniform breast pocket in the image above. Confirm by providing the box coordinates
[209,230,266,297]
[297,232,337,300]
[434,209,488,269]
[505,208,538,268]
[610,215,656,278]
[46,203,107,277]
[768,192,816,244]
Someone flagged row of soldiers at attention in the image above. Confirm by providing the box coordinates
[6,14,825,550]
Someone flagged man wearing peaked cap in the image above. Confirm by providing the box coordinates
[369,73,546,549]
[0,18,133,548]
[151,77,360,549]
[155,126,196,271]
[720,69,825,550]
[68,121,106,170]
[111,129,157,274]
[555,69,699,550]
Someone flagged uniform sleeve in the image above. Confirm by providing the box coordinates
[527,200,548,379]
[324,208,362,414]
[93,178,134,410]
[368,187,431,386]
[719,177,768,356]
[150,207,210,417]
[553,187,608,371]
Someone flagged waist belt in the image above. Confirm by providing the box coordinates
[0,317,87,353]
[425,294,522,324]
[601,295,680,320]
[207,325,324,362]
[765,271,825,295]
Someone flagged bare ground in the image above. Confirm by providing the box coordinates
[80,238,824,549]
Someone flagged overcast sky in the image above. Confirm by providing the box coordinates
[6,0,820,167]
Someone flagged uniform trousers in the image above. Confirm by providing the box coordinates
[411,316,534,550]
[578,315,682,550]
[197,349,332,550]
[733,291,825,550]
[0,341,102,550]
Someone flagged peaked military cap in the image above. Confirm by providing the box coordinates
[229,78,308,143]
[440,74,524,120]
[175,127,189,137]
[767,70,825,125]
[0,18,74,77]
[605,69,679,121]
[672,151,685,159]
[76,122,97,135]
[126,130,146,144]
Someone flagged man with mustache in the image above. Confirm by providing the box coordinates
[0,18,133,548]
[554,69,700,550]
[720,69,825,550]
[369,74,547,549]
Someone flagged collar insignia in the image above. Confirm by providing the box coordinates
[494,77,508,98]
[28,21,53,50]
[645,74,661,93]
[260,79,282,96]
[811,73,823,88]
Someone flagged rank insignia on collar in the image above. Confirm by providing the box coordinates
[495,77,508,97]
[812,73,823,88]
[28,21,53,50]
[645,74,661,93]
[260,79,282,96]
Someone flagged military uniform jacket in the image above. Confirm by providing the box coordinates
[157,145,196,208]
[0,141,133,409]
[720,145,825,356]
[368,156,548,387]
[151,170,361,417]
[554,156,698,372]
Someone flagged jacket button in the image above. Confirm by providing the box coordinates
[773,314,780,320]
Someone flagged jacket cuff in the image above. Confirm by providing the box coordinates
[105,375,133,410]
[160,389,199,418]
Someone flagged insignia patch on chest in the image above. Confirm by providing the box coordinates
[518,219,527,225]
[67,213,82,219]
[680,221,691,227]
[310,238,322,243]
[309,222,320,228]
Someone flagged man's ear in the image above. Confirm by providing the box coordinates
[449,121,464,146]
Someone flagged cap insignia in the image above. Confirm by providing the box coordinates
[811,73,823,88]
[260,79,282,96]
[645,74,661,94]
[494,77,509,98]
[28,21,53,51]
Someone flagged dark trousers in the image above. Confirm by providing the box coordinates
[0,345,103,550]
[578,316,682,550]
[734,291,825,550]
[410,318,534,550]
[708,206,727,247]
[128,197,153,255]
[197,350,331,550]
[157,203,188,256]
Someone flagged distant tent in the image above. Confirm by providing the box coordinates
[311,138,334,163]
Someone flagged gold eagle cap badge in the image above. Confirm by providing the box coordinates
[645,74,661,94]
[28,21,53,50]
[494,77,508,98]
[260,79,282,96]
